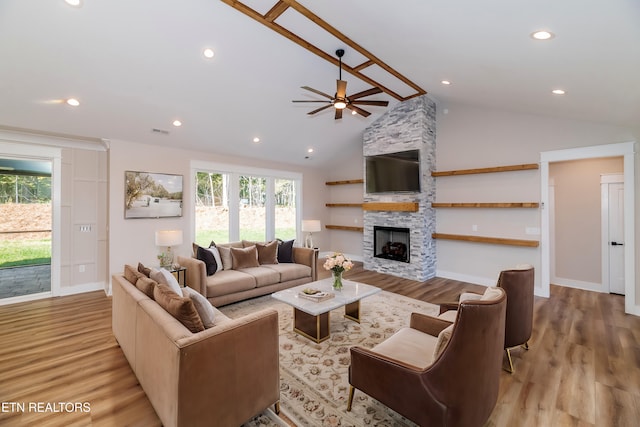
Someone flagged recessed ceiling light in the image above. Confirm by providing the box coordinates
[531,30,555,40]
[253,137,260,143]
[307,148,314,153]
[351,110,357,115]
[172,120,182,127]
[64,0,82,7]
[441,80,451,85]
[552,89,566,95]
[66,98,80,107]
[203,48,215,59]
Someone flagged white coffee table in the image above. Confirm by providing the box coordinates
[272,278,381,343]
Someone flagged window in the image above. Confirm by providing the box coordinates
[193,163,301,245]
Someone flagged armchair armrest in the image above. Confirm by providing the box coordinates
[177,255,207,297]
[292,247,319,281]
[438,301,459,315]
[409,312,452,336]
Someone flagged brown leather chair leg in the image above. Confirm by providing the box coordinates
[347,385,355,411]
[274,401,280,414]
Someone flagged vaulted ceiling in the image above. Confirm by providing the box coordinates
[1,0,638,167]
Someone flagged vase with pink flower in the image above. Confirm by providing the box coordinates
[323,252,353,291]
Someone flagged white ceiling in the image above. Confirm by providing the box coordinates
[1,0,638,167]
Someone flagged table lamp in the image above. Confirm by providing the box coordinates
[155,230,183,267]
[301,220,321,249]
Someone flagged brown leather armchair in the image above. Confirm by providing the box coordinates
[497,266,534,372]
[439,265,535,373]
[347,288,506,427]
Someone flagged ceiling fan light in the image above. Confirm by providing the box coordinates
[334,100,347,109]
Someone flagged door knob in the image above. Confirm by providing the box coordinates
[611,241,624,246]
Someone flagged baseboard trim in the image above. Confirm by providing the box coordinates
[57,281,106,296]
[551,276,606,293]
[435,270,494,287]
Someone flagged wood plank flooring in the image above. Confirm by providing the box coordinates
[0,264,638,426]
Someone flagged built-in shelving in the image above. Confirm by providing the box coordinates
[326,225,364,232]
[432,202,539,208]
[326,203,363,208]
[432,233,539,247]
[325,179,364,186]
[362,202,419,212]
[431,163,538,177]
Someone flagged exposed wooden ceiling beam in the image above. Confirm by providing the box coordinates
[220,0,427,101]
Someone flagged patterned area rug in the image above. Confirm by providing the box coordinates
[229,291,439,426]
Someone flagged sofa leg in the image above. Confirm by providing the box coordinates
[505,348,515,373]
[347,386,355,411]
[274,401,280,415]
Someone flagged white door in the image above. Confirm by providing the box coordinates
[608,182,625,294]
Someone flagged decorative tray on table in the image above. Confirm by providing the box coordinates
[298,288,335,302]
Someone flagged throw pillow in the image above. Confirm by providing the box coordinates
[432,323,455,360]
[207,243,223,272]
[135,276,157,299]
[196,245,218,276]
[231,245,260,269]
[150,268,183,295]
[277,239,295,263]
[216,245,233,270]
[154,284,205,333]
[123,264,143,285]
[256,240,278,265]
[182,286,216,328]
[137,262,151,277]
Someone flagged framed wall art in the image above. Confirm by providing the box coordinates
[125,171,183,219]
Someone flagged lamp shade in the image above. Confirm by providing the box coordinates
[301,220,321,233]
[155,230,183,247]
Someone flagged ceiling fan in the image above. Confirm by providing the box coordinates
[292,49,389,120]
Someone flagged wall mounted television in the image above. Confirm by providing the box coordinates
[365,149,421,193]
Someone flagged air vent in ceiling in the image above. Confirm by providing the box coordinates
[151,128,170,135]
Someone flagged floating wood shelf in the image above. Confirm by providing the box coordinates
[431,163,539,177]
[325,179,364,186]
[325,225,364,232]
[362,202,419,212]
[326,203,363,208]
[432,233,539,247]
[432,202,540,208]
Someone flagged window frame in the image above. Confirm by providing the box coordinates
[190,161,302,244]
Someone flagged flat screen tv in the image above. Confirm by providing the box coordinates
[366,149,421,193]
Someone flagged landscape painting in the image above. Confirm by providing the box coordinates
[125,171,183,219]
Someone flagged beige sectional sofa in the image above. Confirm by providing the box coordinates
[178,240,318,306]
[111,270,280,427]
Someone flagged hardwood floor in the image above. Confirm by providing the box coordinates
[1,265,638,426]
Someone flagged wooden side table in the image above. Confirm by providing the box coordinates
[166,266,187,287]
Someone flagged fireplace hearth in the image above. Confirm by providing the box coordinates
[374,226,410,263]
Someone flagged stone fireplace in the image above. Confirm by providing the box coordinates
[362,95,436,281]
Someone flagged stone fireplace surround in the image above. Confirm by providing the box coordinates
[362,95,436,281]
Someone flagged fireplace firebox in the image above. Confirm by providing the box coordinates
[373,226,410,263]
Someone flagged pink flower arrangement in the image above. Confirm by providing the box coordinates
[323,252,354,274]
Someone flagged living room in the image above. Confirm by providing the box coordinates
[1,1,639,426]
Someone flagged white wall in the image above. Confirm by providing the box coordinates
[434,102,637,296]
[108,139,327,291]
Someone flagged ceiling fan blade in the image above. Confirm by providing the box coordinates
[308,104,334,115]
[348,87,383,100]
[301,86,334,99]
[335,108,343,120]
[336,80,347,99]
[292,100,332,103]
[351,100,389,106]
[346,104,371,117]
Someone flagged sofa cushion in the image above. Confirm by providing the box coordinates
[437,310,458,323]
[481,287,503,301]
[205,270,257,298]
[135,276,157,299]
[256,240,278,265]
[196,245,218,276]
[182,286,217,328]
[261,263,312,282]
[237,267,281,287]
[277,239,295,263]
[231,246,260,269]
[153,284,205,333]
